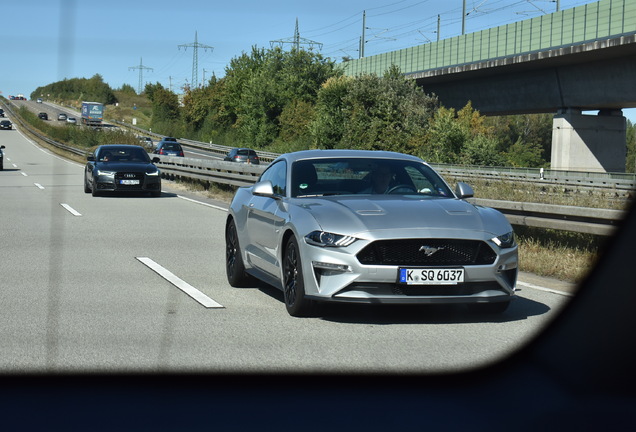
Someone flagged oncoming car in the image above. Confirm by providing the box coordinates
[84,144,162,197]
[0,120,12,130]
[226,150,518,317]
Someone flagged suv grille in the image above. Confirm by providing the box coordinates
[357,239,497,266]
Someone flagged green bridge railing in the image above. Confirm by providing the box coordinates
[341,0,636,77]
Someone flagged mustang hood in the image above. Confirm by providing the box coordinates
[296,196,509,237]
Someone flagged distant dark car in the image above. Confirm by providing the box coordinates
[0,120,12,130]
[0,109,5,117]
[224,148,260,165]
[38,112,48,120]
[153,141,184,157]
[84,144,162,197]
[161,136,177,142]
[0,145,5,170]
[57,113,67,121]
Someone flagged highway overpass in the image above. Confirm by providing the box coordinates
[341,0,636,173]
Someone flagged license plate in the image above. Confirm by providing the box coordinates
[399,268,464,285]
[119,179,140,185]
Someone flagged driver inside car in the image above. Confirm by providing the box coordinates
[360,165,394,194]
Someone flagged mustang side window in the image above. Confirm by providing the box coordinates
[259,161,287,196]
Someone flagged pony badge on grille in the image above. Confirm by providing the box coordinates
[419,246,444,256]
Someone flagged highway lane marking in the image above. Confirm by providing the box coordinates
[60,203,82,216]
[516,281,573,297]
[34,183,44,189]
[136,257,224,309]
[177,195,228,212]
[20,171,27,176]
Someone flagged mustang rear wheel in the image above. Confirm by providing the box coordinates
[225,219,254,287]
[283,236,315,317]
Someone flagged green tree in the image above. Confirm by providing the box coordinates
[502,138,546,167]
[145,82,180,135]
[487,114,553,160]
[312,66,438,153]
[118,83,137,95]
[225,47,340,147]
[310,75,351,149]
[626,120,636,173]
[31,74,117,105]
[422,106,467,163]
[278,99,315,143]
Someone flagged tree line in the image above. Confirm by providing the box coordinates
[31,47,636,171]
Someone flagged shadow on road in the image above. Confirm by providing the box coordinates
[255,282,553,325]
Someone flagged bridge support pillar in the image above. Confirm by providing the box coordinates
[551,108,626,172]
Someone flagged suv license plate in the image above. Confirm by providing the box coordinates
[120,179,140,185]
[399,268,464,285]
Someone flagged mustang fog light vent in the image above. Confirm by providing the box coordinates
[312,261,351,272]
[306,231,357,247]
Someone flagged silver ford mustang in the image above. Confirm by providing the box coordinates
[226,150,518,317]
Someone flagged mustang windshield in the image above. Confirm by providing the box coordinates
[291,158,453,198]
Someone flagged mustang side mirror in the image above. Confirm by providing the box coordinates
[253,180,275,198]
[455,182,474,199]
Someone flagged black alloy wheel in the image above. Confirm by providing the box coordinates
[283,236,315,317]
[225,219,253,287]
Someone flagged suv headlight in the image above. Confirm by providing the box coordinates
[305,231,357,247]
[492,231,516,248]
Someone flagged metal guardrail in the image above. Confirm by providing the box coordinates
[155,155,626,236]
[2,99,629,235]
[434,164,636,193]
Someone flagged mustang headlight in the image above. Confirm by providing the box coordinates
[97,169,115,176]
[492,231,516,248]
[305,231,357,247]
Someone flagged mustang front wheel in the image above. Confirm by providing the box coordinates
[283,236,316,317]
[225,219,254,287]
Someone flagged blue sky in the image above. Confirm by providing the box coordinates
[4,0,631,120]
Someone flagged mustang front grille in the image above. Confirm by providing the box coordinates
[356,239,497,266]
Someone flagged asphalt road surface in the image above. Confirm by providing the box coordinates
[0,122,575,373]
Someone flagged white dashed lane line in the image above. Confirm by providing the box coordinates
[136,257,224,309]
[60,203,82,216]
[177,195,228,211]
[517,281,574,297]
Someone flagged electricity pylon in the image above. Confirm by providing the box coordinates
[128,57,153,94]
[270,18,322,51]
[178,31,214,89]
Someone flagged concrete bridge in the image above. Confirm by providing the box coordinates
[341,0,636,173]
